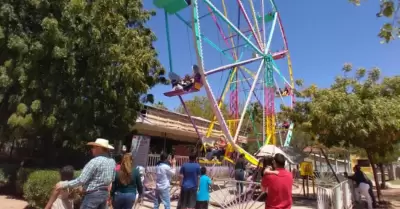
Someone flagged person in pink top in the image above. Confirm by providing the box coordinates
[114,154,123,171]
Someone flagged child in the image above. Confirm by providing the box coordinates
[45,166,76,209]
[196,167,212,209]
[262,156,279,176]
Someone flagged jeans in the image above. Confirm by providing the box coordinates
[154,188,171,209]
[235,169,245,194]
[112,192,136,209]
[355,183,372,209]
[80,190,109,209]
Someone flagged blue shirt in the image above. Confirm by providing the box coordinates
[197,175,212,201]
[156,162,176,190]
[180,162,201,189]
[62,155,116,191]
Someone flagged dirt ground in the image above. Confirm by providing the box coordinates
[380,188,400,209]
[0,189,398,209]
[0,195,28,209]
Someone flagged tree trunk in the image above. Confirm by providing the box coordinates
[367,151,382,202]
[379,163,386,189]
[8,137,16,161]
[320,148,340,183]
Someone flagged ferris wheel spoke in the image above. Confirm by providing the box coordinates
[204,56,263,76]
[203,0,264,56]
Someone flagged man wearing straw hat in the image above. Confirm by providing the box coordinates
[55,138,116,209]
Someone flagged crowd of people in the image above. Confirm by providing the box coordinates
[42,137,295,209]
[42,137,378,209]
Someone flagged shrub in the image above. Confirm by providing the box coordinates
[0,164,20,192]
[24,169,82,209]
[23,170,59,208]
[0,169,8,186]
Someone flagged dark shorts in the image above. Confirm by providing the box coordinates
[178,187,197,209]
[196,201,209,209]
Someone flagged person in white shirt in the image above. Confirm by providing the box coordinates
[154,153,176,209]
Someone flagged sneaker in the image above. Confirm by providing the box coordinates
[192,64,200,74]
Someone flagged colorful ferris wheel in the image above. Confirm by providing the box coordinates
[154,0,295,165]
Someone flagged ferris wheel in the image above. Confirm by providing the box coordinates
[148,0,296,208]
[154,0,295,164]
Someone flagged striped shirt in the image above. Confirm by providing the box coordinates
[62,155,116,191]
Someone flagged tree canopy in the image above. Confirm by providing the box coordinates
[0,0,166,161]
[153,101,168,110]
[175,96,229,120]
[283,64,400,197]
[349,0,400,42]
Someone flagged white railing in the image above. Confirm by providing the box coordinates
[146,154,232,178]
[317,180,354,209]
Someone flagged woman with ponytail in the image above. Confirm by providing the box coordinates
[111,153,143,209]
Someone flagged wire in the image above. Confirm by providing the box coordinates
[186,24,193,63]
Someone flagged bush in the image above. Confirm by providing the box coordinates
[16,167,36,196]
[0,164,20,192]
[23,170,59,208]
[23,169,82,209]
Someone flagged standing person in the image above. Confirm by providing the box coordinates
[234,154,247,194]
[154,152,176,209]
[345,165,375,209]
[196,167,212,209]
[261,153,293,209]
[55,138,116,209]
[111,153,143,209]
[178,152,201,209]
[114,154,123,172]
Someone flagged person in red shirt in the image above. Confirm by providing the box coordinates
[261,153,293,209]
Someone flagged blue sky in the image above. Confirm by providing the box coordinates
[143,0,399,111]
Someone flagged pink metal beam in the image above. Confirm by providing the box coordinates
[276,13,289,50]
[206,6,235,58]
[236,0,263,49]
[225,29,264,40]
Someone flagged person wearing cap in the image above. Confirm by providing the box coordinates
[55,138,116,209]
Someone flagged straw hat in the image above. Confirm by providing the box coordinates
[87,138,114,150]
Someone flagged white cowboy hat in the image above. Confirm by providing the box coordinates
[87,138,114,150]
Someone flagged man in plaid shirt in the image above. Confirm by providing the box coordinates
[56,138,116,209]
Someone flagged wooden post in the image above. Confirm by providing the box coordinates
[302,176,306,197]
[312,176,316,197]
[306,176,309,197]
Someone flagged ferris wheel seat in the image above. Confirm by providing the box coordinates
[257,12,276,23]
[163,85,200,97]
[153,0,191,14]
[272,50,288,60]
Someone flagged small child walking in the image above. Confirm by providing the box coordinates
[196,167,212,209]
[45,166,76,209]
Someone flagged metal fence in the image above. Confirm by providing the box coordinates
[317,180,355,209]
[146,154,232,178]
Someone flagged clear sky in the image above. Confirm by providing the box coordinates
[143,0,399,111]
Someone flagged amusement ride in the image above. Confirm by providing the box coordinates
[156,0,295,165]
[142,0,297,208]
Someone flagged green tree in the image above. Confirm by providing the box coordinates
[153,101,168,110]
[0,0,166,162]
[283,64,400,199]
[175,96,229,120]
[349,0,399,42]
